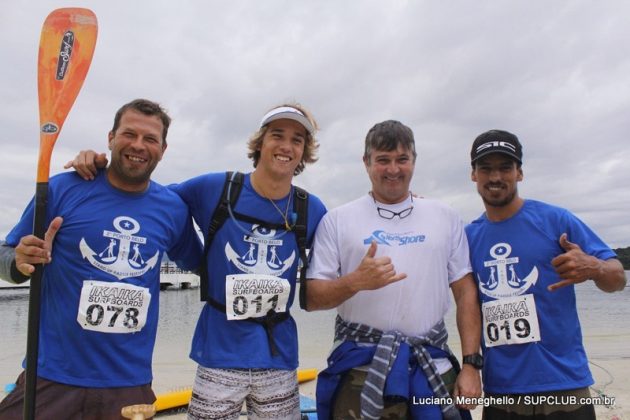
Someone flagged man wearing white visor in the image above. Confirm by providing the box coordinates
[67,103,327,419]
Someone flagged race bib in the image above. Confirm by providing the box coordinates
[225,274,291,320]
[482,293,541,347]
[77,280,151,333]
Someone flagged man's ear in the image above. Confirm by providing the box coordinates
[158,142,167,161]
[108,131,114,150]
[517,167,523,181]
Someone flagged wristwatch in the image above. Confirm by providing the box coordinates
[462,353,483,369]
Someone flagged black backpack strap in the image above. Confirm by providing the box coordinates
[293,186,310,310]
[200,178,309,356]
[229,212,285,231]
[243,310,290,357]
[199,171,244,302]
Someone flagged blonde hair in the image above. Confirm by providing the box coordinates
[246,103,319,175]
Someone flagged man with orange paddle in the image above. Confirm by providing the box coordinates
[0,97,201,417]
[2,8,199,419]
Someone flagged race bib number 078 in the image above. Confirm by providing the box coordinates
[225,274,290,320]
[77,280,151,333]
[482,294,541,347]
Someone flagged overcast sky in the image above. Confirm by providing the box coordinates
[1,1,629,248]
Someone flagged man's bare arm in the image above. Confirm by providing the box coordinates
[64,150,108,180]
[450,273,482,406]
[0,241,29,284]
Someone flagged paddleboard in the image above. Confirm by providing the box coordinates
[299,394,317,419]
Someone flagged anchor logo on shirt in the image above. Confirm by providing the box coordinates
[478,242,538,299]
[79,216,160,280]
[225,224,295,276]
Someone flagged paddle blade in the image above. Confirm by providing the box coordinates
[37,8,97,182]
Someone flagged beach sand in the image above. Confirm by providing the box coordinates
[2,287,627,419]
[153,332,630,419]
[1,336,627,419]
[583,333,630,420]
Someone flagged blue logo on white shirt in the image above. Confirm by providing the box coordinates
[363,230,426,246]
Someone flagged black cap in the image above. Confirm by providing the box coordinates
[471,130,522,165]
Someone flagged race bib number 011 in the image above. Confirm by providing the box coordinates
[77,280,151,333]
[482,294,541,347]
[225,274,290,320]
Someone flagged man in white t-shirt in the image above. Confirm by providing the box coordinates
[305,120,482,419]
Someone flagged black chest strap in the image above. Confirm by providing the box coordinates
[199,171,310,357]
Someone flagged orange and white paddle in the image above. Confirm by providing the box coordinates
[24,8,97,419]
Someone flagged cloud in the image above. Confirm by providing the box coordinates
[1,0,629,248]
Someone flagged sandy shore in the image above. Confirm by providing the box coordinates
[152,331,630,419]
[154,365,628,420]
[2,289,627,419]
[2,342,627,419]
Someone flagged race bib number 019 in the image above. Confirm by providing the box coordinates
[482,294,541,347]
[77,280,151,333]
[225,274,290,320]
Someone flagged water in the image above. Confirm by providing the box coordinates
[0,285,339,396]
[1,275,629,397]
[152,286,340,393]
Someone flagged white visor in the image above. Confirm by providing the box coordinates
[259,106,314,135]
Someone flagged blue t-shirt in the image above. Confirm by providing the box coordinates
[6,171,202,387]
[465,199,616,394]
[171,172,326,370]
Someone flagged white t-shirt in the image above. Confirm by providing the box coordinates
[307,193,471,340]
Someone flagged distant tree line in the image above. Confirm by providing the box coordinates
[614,247,630,269]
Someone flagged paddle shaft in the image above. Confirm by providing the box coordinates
[24,9,97,419]
[23,184,48,419]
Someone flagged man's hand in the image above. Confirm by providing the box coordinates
[306,241,407,311]
[15,217,63,276]
[548,233,599,291]
[452,365,482,410]
[64,150,108,180]
[346,241,406,292]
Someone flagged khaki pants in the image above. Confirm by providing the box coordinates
[332,367,457,420]
[482,388,596,420]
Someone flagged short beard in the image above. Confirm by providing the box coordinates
[481,189,517,208]
[109,159,155,188]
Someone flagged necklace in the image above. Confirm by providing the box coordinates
[252,174,293,231]
[267,190,293,231]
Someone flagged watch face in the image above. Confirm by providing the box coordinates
[463,354,483,369]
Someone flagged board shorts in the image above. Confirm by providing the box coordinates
[482,387,596,420]
[0,370,155,420]
[332,367,458,419]
[187,366,300,420]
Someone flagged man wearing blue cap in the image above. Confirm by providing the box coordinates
[466,129,626,419]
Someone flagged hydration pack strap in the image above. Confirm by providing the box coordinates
[199,171,243,303]
[199,171,310,356]
[206,298,289,357]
